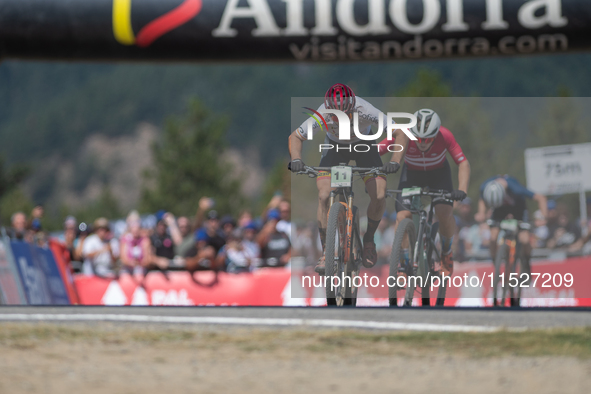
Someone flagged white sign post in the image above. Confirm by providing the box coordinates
[525,143,591,235]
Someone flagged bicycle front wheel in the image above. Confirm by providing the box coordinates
[343,206,361,307]
[493,243,508,307]
[325,202,348,306]
[389,218,416,307]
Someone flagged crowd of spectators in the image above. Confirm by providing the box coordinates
[3,195,293,277]
[3,195,591,276]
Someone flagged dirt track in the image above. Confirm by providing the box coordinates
[0,323,590,394]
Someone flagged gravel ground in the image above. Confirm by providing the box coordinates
[0,322,590,394]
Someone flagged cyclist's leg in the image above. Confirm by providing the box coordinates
[364,177,387,241]
[489,205,509,263]
[434,203,455,275]
[426,160,455,275]
[316,143,344,251]
[316,177,332,249]
[356,145,386,267]
[394,163,415,272]
[489,225,500,260]
[517,208,532,279]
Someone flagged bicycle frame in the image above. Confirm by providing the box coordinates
[387,187,453,306]
[491,219,528,306]
[293,164,384,306]
[328,187,355,264]
[391,189,445,280]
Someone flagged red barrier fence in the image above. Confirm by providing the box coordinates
[74,257,591,307]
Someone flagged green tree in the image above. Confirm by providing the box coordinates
[0,188,34,227]
[73,187,122,225]
[0,156,29,200]
[140,99,244,216]
[397,69,452,97]
[0,156,30,226]
[528,97,587,148]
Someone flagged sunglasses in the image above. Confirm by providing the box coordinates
[417,137,434,144]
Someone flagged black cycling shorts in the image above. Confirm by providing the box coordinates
[395,159,454,212]
[318,141,383,168]
[491,199,529,223]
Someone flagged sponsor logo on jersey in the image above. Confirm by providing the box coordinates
[304,109,416,141]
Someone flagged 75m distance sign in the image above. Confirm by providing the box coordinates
[525,143,591,195]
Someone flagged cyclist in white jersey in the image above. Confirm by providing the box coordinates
[288,83,409,273]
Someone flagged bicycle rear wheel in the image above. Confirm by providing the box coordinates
[424,222,445,307]
[388,218,416,307]
[325,202,348,306]
[343,206,361,307]
[404,220,425,306]
[510,244,525,307]
[493,243,508,307]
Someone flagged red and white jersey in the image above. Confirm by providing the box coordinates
[377,126,466,171]
[296,97,388,144]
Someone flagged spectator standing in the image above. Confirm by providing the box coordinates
[73,222,91,266]
[184,231,217,272]
[276,200,292,241]
[546,213,581,249]
[195,210,226,254]
[238,210,253,228]
[533,210,549,248]
[174,216,195,257]
[7,211,27,241]
[242,221,261,262]
[220,215,237,239]
[148,212,175,271]
[546,200,559,235]
[81,218,118,277]
[257,209,291,268]
[58,216,78,262]
[120,212,151,274]
[218,229,257,273]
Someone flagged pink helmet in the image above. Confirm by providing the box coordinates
[324,83,356,113]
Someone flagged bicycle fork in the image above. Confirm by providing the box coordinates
[328,190,354,263]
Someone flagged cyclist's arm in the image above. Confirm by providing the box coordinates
[289,130,304,160]
[474,198,487,223]
[533,193,548,218]
[388,129,408,165]
[457,160,470,194]
[376,135,392,156]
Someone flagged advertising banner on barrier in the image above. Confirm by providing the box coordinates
[0,234,27,305]
[10,242,71,305]
[75,268,292,306]
[48,240,80,305]
[74,257,591,306]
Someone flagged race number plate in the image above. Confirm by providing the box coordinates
[331,166,352,188]
[401,187,421,198]
[500,219,519,232]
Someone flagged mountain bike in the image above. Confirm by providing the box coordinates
[292,164,385,306]
[388,187,459,307]
[489,219,531,307]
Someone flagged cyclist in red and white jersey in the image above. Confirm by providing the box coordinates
[377,109,471,276]
[288,84,410,273]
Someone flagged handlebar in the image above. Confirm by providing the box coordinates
[387,188,461,201]
[288,163,385,178]
[486,219,531,230]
